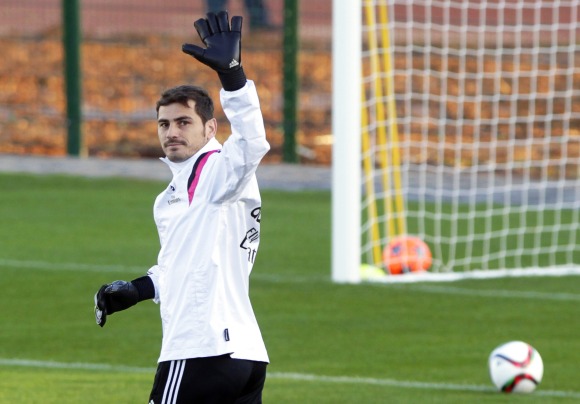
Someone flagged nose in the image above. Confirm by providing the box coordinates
[166,123,179,139]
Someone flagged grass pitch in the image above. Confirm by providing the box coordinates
[1,173,579,403]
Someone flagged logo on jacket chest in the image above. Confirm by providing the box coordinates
[166,184,182,205]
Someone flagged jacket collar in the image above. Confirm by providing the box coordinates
[160,138,222,175]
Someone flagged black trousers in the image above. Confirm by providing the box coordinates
[148,354,267,404]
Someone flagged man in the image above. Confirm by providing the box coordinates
[93,11,270,403]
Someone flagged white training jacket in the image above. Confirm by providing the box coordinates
[146,81,270,364]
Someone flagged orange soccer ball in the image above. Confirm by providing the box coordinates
[383,236,432,275]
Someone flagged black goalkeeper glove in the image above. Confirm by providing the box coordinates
[94,281,138,327]
[94,277,154,327]
[182,11,247,91]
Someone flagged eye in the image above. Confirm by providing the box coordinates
[158,121,168,128]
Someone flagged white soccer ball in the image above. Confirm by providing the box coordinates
[488,341,543,393]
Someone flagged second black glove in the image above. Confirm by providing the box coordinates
[94,280,139,327]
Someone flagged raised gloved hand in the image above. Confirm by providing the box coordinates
[94,280,139,327]
[182,11,247,91]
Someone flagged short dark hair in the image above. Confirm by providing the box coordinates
[156,85,214,124]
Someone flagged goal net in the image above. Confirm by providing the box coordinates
[332,0,580,283]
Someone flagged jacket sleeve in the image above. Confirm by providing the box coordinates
[206,80,270,202]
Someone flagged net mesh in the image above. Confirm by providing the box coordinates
[361,0,580,274]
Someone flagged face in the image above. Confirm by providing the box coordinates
[157,100,216,162]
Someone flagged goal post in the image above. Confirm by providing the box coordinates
[331,0,362,283]
[332,0,580,283]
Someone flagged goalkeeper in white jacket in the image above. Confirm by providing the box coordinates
[93,11,270,403]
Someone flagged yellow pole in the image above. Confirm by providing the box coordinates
[361,87,383,267]
[378,1,407,236]
[364,0,396,240]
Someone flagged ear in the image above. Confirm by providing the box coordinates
[205,118,217,140]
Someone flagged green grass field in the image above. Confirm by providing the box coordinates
[1,173,580,403]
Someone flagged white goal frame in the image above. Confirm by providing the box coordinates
[331,0,362,283]
[331,0,580,283]
[332,0,362,283]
